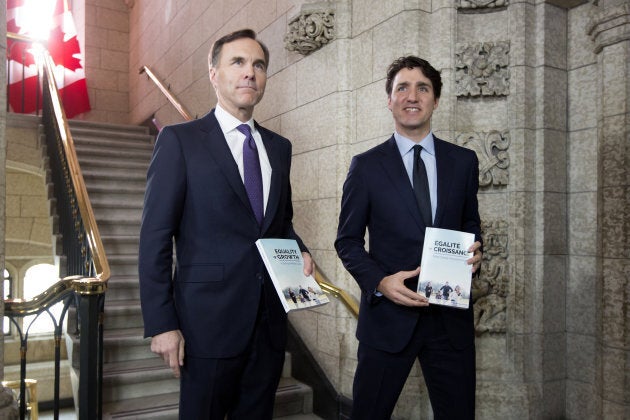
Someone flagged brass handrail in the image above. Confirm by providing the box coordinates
[139,66,193,121]
[4,276,108,317]
[314,268,359,317]
[39,46,110,282]
[7,31,109,281]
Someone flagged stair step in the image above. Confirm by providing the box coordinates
[69,119,151,136]
[106,275,140,301]
[72,132,154,148]
[98,220,140,236]
[93,206,142,223]
[78,156,150,170]
[75,144,153,160]
[104,299,144,329]
[102,358,179,403]
[102,392,179,419]
[103,327,152,362]
[100,377,316,419]
[102,236,140,256]
[83,166,147,179]
[274,377,314,417]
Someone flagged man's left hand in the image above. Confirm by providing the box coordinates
[467,241,483,273]
[302,252,315,276]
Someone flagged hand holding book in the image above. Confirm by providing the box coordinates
[417,228,476,309]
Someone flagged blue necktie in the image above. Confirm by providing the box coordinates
[237,124,264,225]
[413,145,432,227]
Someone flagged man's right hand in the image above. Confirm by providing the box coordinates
[376,267,429,307]
[151,330,185,378]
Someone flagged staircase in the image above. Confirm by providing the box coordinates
[66,120,316,419]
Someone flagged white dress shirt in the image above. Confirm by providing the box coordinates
[214,104,272,215]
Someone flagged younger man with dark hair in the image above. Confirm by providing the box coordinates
[336,56,483,419]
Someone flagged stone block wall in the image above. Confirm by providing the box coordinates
[81,0,130,123]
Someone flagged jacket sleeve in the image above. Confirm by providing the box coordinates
[138,126,186,338]
[335,156,387,300]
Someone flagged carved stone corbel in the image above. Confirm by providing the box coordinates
[587,3,630,53]
[455,41,510,97]
[456,130,510,187]
[284,6,335,56]
[456,0,508,10]
[472,220,509,334]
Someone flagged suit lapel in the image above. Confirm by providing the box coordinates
[378,137,426,231]
[199,112,259,226]
[433,137,455,227]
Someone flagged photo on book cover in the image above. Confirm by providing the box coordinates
[256,238,329,312]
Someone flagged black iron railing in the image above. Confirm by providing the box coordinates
[5,33,110,420]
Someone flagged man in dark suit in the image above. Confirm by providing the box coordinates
[335,56,483,419]
[138,29,313,419]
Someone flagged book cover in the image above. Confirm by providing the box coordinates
[417,227,475,309]
[255,238,329,313]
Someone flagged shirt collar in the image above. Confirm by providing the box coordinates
[394,131,435,157]
[214,103,254,134]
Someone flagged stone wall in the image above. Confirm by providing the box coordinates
[4,117,54,283]
[122,0,630,417]
[81,0,130,123]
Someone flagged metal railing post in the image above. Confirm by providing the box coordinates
[74,277,106,420]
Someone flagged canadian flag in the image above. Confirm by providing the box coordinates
[6,0,91,118]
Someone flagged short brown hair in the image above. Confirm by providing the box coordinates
[209,29,270,69]
[385,56,442,98]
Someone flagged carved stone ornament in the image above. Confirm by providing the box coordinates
[456,0,507,10]
[472,220,509,335]
[455,130,510,187]
[285,7,335,55]
[455,41,510,97]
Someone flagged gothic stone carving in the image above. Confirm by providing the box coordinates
[285,8,335,56]
[457,0,507,10]
[455,41,510,97]
[472,220,509,334]
[456,130,510,187]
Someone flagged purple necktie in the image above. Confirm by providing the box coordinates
[237,124,264,225]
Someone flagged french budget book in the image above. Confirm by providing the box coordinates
[256,238,329,313]
[417,227,475,309]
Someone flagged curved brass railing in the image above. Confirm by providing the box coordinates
[141,63,359,317]
[40,48,110,281]
[4,276,108,317]
[7,31,109,281]
[139,66,193,121]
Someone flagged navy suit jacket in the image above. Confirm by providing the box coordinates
[139,111,307,358]
[335,135,482,353]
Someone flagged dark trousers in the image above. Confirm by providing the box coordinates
[351,308,476,420]
[179,301,285,420]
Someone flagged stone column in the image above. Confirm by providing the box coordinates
[589,1,630,416]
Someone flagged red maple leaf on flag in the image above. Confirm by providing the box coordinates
[47,25,82,72]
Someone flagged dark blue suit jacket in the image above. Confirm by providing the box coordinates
[139,111,307,358]
[335,135,482,353]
